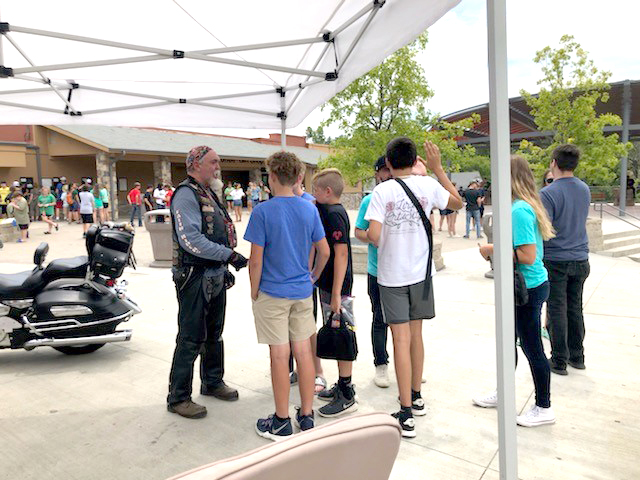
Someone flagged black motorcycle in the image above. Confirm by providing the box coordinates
[0,223,141,355]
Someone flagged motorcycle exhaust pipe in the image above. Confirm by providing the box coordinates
[23,330,133,350]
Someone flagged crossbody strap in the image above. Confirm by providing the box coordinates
[395,178,433,300]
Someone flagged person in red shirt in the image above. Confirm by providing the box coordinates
[127,182,143,227]
[164,184,174,207]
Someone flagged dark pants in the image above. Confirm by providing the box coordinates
[516,281,551,408]
[168,267,227,405]
[130,204,142,226]
[368,274,388,366]
[155,204,166,223]
[544,259,590,367]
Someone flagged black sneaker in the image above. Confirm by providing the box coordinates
[318,385,358,418]
[294,406,315,431]
[397,396,427,416]
[392,410,416,438]
[255,414,293,441]
[317,383,338,402]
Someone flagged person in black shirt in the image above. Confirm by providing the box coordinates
[143,185,154,212]
[312,168,357,418]
[463,181,484,239]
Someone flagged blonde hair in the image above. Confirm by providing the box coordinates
[511,155,555,241]
[265,151,303,186]
[312,168,344,197]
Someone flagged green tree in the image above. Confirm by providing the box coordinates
[305,126,330,144]
[518,35,631,185]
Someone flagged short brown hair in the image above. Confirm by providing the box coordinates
[312,168,344,197]
[265,151,302,186]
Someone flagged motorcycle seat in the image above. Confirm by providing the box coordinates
[43,256,89,282]
[0,269,45,300]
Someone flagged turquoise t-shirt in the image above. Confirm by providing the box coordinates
[512,200,548,289]
[355,194,377,277]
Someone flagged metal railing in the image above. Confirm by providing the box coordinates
[594,203,640,230]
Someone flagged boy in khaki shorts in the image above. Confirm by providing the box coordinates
[245,152,329,441]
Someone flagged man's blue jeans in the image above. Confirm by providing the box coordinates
[130,204,142,226]
[465,209,481,238]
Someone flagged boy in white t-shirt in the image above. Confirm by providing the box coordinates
[365,137,462,437]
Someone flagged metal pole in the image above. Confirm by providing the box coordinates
[280,89,286,149]
[487,1,518,479]
[0,7,4,66]
[619,80,631,216]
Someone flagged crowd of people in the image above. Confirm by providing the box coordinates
[0,177,112,240]
[165,138,592,441]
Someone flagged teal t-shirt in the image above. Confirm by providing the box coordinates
[355,194,378,277]
[38,194,56,216]
[512,200,548,289]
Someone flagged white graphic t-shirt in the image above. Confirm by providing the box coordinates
[365,175,450,287]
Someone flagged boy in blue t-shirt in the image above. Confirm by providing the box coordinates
[244,152,329,441]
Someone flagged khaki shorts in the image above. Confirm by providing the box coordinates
[252,292,316,345]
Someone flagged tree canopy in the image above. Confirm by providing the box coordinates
[518,35,631,185]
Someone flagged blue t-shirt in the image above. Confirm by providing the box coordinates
[540,177,590,261]
[244,196,325,299]
[300,192,315,202]
[355,194,377,277]
[512,200,548,289]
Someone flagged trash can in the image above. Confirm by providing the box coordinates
[144,209,172,268]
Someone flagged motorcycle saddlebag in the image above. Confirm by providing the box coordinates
[91,229,133,278]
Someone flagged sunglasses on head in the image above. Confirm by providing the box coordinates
[545,178,554,184]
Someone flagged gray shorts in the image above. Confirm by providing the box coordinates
[379,279,435,324]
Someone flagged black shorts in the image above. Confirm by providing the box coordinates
[103,202,109,209]
[19,224,29,230]
[81,213,94,224]
[1,205,6,215]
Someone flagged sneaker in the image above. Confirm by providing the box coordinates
[568,359,586,370]
[167,400,207,419]
[472,390,498,408]
[294,406,314,432]
[318,385,358,418]
[396,395,427,416]
[255,414,293,441]
[289,371,298,385]
[549,359,568,376]
[374,364,390,388]
[317,383,337,402]
[391,410,416,438]
[516,405,556,427]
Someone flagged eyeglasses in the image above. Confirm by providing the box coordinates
[545,178,554,184]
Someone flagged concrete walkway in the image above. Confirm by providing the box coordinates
[1,214,639,480]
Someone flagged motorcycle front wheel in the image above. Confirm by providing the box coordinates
[52,343,106,355]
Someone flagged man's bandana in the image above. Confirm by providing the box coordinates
[186,145,212,169]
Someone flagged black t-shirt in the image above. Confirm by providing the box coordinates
[464,189,483,211]
[316,203,353,296]
[143,191,153,210]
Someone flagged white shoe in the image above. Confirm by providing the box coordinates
[374,364,390,388]
[472,390,498,408]
[517,405,555,427]
[421,377,426,384]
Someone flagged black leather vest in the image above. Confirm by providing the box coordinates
[171,176,232,268]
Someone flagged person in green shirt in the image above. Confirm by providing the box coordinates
[99,185,111,222]
[224,181,234,210]
[37,186,59,234]
[92,183,104,223]
[7,191,30,242]
[0,181,10,218]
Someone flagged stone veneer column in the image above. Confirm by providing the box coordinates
[154,157,172,186]
[96,151,118,220]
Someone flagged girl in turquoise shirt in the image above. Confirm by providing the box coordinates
[475,155,557,428]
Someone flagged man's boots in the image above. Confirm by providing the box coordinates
[168,400,207,419]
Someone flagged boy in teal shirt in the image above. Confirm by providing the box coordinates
[37,186,58,234]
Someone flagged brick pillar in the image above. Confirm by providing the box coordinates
[96,151,118,220]
[154,157,172,186]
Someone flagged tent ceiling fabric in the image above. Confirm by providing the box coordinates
[0,0,459,128]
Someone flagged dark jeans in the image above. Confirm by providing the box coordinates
[516,281,551,408]
[130,204,142,226]
[168,267,227,405]
[544,259,590,367]
[368,274,388,366]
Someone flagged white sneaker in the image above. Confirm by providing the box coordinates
[517,405,555,427]
[374,364,390,388]
[472,390,498,408]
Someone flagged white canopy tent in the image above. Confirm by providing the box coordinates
[0,1,518,478]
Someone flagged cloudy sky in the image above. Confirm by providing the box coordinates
[198,0,639,140]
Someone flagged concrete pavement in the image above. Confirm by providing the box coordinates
[0,211,639,480]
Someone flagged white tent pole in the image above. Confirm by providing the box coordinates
[3,32,78,113]
[82,101,275,117]
[328,1,376,39]
[0,87,69,96]
[280,88,287,149]
[0,99,63,113]
[338,4,381,71]
[487,0,518,479]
